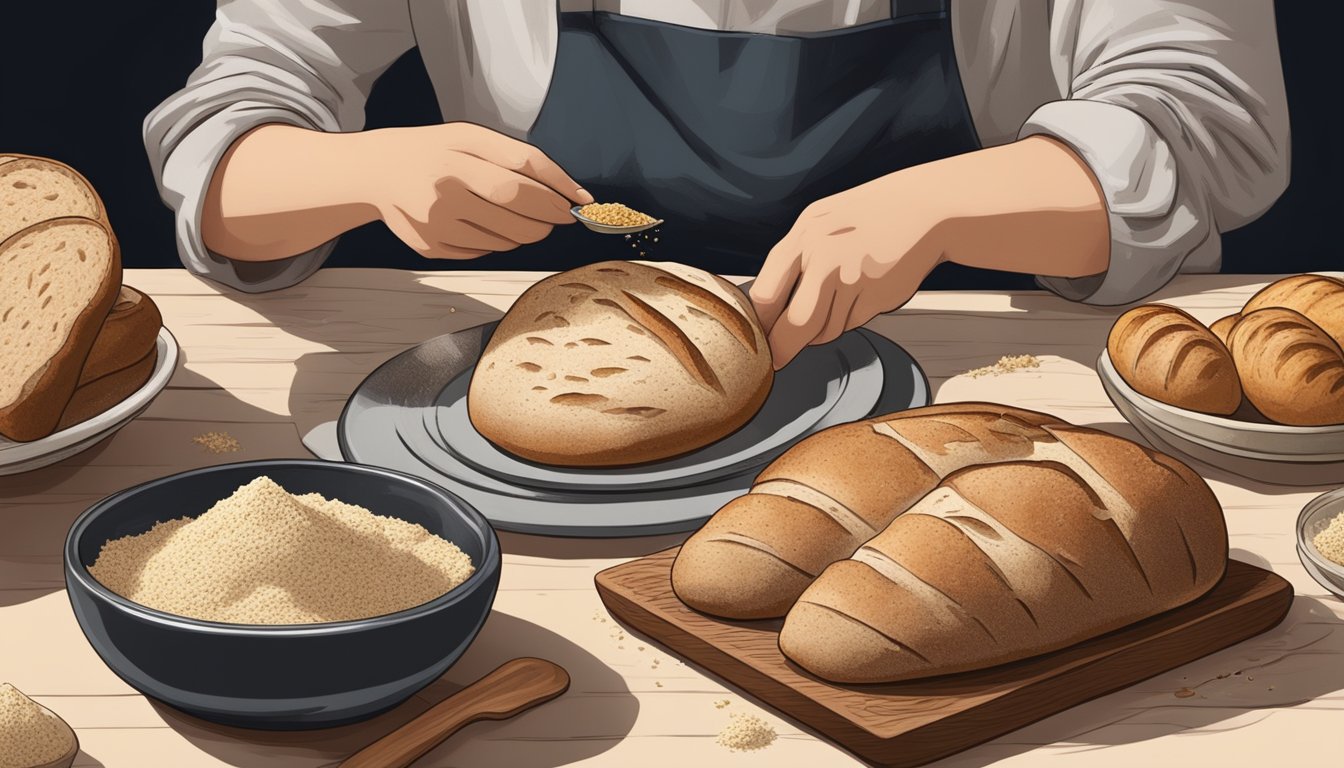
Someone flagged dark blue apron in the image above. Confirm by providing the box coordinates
[507,0,980,276]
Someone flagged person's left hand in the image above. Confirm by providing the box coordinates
[750,173,945,369]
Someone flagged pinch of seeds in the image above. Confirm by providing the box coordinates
[192,431,241,454]
[965,354,1041,378]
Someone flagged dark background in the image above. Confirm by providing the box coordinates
[0,2,1336,287]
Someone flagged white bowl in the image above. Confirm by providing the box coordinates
[1297,487,1344,600]
[1096,349,1344,486]
[0,328,179,475]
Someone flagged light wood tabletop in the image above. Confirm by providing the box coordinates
[1,268,1340,768]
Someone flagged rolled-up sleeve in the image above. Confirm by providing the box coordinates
[1022,0,1290,305]
[144,0,414,292]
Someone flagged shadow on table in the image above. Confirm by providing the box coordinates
[151,611,637,768]
[498,530,690,560]
[928,594,1344,768]
[71,751,106,768]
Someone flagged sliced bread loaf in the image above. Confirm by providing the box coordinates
[58,347,157,431]
[0,217,121,441]
[0,157,108,244]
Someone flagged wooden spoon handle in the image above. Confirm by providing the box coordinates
[340,657,570,768]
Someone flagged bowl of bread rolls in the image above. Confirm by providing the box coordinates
[1096,273,1344,485]
[0,153,175,474]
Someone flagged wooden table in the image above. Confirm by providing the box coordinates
[2,268,1340,768]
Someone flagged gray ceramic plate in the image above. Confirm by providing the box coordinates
[1097,350,1344,486]
[339,322,929,536]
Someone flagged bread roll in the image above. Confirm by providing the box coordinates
[468,261,772,466]
[674,404,1125,619]
[1242,274,1344,347]
[78,286,162,385]
[1106,304,1241,415]
[1209,314,1238,347]
[1227,308,1344,426]
[58,348,157,431]
[778,425,1226,682]
[0,218,121,441]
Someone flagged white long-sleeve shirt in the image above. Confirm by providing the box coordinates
[144,0,1290,303]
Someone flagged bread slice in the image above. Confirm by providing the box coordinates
[78,286,162,385]
[57,347,157,431]
[0,157,108,244]
[0,217,121,441]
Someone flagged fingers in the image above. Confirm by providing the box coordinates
[453,193,556,245]
[751,233,803,335]
[767,266,838,370]
[815,286,859,345]
[452,155,575,225]
[452,124,594,205]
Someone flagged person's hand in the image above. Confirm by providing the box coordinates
[750,174,945,369]
[362,122,593,259]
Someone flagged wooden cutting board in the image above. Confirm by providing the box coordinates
[595,547,1292,768]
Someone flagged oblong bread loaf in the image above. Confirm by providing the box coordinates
[1106,304,1241,415]
[1209,314,1239,347]
[468,260,773,466]
[79,286,162,385]
[779,425,1226,683]
[0,217,121,441]
[1227,307,1344,426]
[673,403,1082,619]
[1242,273,1344,348]
[0,157,109,243]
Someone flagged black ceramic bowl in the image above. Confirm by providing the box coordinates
[64,460,501,730]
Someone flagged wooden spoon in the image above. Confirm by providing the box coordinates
[339,658,570,768]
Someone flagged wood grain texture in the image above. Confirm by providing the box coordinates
[596,548,1292,768]
[2,268,1343,768]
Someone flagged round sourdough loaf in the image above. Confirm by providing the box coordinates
[467,260,773,466]
[1242,273,1344,347]
[1227,307,1344,426]
[1106,304,1242,415]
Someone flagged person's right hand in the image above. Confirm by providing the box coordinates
[362,122,593,259]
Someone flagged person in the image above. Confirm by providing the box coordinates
[145,1,1289,368]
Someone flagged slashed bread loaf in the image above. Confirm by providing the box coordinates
[468,260,773,466]
[1242,273,1344,348]
[0,217,121,441]
[779,421,1225,682]
[0,157,108,243]
[1227,307,1344,426]
[1106,304,1241,415]
[1209,314,1239,347]
[671,403,1227,626]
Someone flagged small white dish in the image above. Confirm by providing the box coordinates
[1297,487,1344,600]
[571,205,663,234]
[1096,349,1344,486]
[0,328,179,475]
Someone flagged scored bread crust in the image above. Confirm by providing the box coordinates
[57,347,157,431]
[1227,307,1344,426]
[0,217,121,441]
[1209,314,1239,347]
[1242,273,1344,348]
[1106,304,1241,415]
[778,424,1226,683]
[467,260,773,466]
[671,403,1227,630]
[78,286,162,385]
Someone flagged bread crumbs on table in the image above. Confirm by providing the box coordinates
[717,713,776,752]
[192,431,240,454]
[964,354,1041,378]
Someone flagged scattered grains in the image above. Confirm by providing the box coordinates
[88,476,475,624]
[578,202,656,227]
[716,713,776,752]
[1312,512,1344,566]
[655,681,663,688]
[964,354,1041,378]
[192,431,241,454]
[714,699,731,709]
[1174,687,1196,699]
[0,683,74,768]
